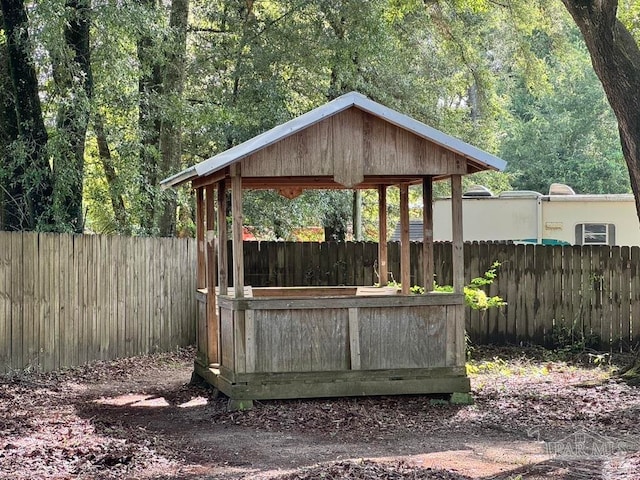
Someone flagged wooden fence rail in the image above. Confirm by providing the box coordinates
[0,232,197,374]
[240,241,640,351]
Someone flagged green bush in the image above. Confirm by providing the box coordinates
[409,261,506,311]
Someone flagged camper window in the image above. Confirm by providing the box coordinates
[576,223,614,245]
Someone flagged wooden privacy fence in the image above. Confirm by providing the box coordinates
[240,241,640,351]
[3,234,638,374]
[0,232,197,374]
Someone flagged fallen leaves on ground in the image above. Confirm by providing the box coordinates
[1,346,639,479]
[276,459,471,480]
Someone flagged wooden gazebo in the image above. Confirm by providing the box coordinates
[161,92,506,409]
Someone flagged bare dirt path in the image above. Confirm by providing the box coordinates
[1,347,639,479]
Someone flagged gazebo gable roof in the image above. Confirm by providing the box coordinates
[161,91,506,189]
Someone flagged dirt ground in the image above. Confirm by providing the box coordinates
[1,346,639,480]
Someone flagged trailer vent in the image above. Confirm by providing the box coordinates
[499,190,542,198]
[549,183,575,195]
[463,185,494,197]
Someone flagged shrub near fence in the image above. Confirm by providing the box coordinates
[241,241,640,352]
[0,232,197,374]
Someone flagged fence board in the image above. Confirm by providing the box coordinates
[632,247,640,347]
[568,245,581,341]
[41,234,55,371]
[0,232,10,371]
[619,247,631,350]
[465,243,482,343]
[494,243,509,344]
[551,246,563,344]
[24,233,37,369]
[504,244,518,341]
[593,246,606,349]
[58,234,68,368]
[610,247,622,350]
[517,244,529,340]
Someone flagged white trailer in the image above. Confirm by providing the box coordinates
[430,185,640,246]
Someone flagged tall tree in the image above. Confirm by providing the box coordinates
[51,0,93,232]
[137,0,164,234]
[560,1,640,216]
[158,0,189,236]
[0,0,55,230]
[0,10,21,229]
[136,0,189,235]
[500,27,627,194]
[559,0,640,383]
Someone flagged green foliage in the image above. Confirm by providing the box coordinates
[395,261,506,311]
[438,261,506,311]
[4,0,635,234]
[242,190,352,240]
[499,21,629,194]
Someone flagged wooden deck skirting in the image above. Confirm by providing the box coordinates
[195,287,468,400]
[195,363,470,401]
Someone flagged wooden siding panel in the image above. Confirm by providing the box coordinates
[253,308,349,373]
[359,305,446,370]
[241,116,334,177]
[363,114,467,176]
[241,108,468,179]
[220,307,235,369]
[197,296,208,364]
[332,108,364,187]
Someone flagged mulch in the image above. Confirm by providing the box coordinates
[1,346,639,479]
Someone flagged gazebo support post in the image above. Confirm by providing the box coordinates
[217,180,228,295]
[422,176,434,292]
[205,185,218,365]
[196,187,206,290]
[400,183,410,294]
[231,164,244,297]
[377,185,388,286]
[450,174,464,294]
[228,164,253,411]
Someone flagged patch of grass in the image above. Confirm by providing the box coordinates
[469,344,632,371]
[465,345,626,385]
[467,356,550,377]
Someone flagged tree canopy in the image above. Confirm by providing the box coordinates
[1,0,636,235]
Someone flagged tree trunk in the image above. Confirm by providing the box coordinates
[137,0,163,234]
[52,0,93,233]
[94,115,130,235]
[158,0,189,237]
[0,12,23,230]
[561,0,640,223]
[1,0,54,230]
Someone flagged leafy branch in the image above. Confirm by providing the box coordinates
[403,261,506,311]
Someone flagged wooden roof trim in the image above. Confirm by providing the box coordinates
[223,175,450,190]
